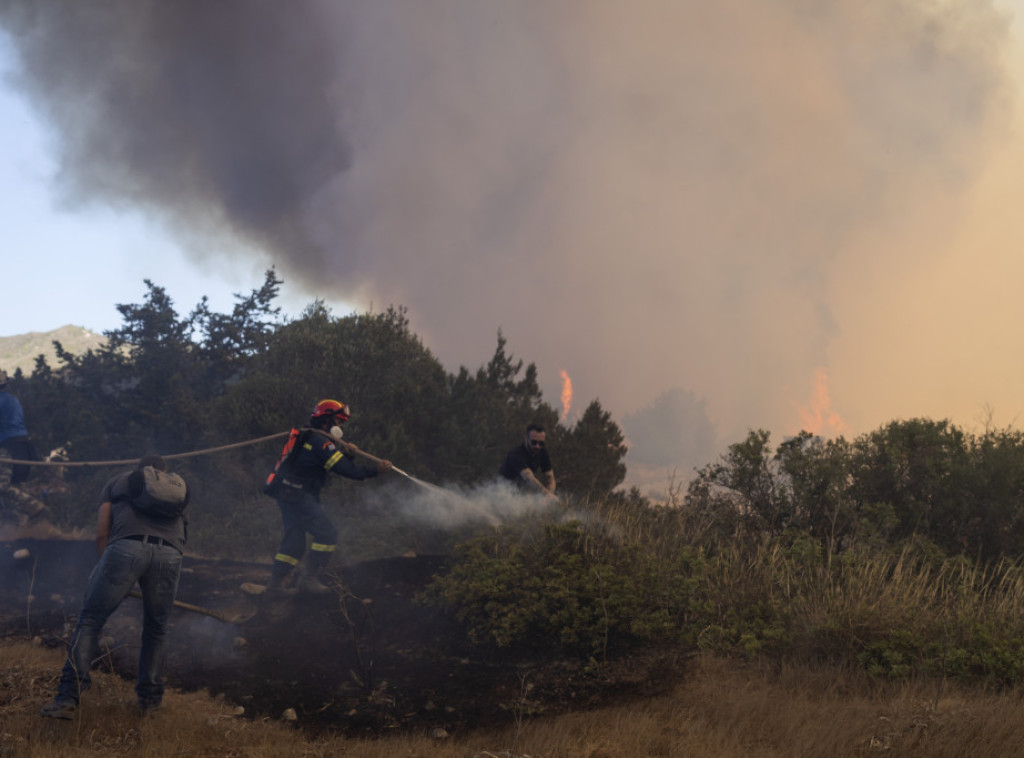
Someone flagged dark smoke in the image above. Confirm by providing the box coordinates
[0,1,1015,463]
[0,1,349,261]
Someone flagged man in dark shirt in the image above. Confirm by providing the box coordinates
[499,423,557,497]
[41,455,189,719]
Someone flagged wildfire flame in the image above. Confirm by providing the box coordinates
[560,370,573,422]
[796,366,848,437]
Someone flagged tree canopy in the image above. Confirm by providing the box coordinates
[11,271,628,551]
[12,271,1024,567]
[685,421,1024,564]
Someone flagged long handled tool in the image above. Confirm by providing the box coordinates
[127,589,255,624]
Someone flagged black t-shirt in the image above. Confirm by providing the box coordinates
[499,443,552,482]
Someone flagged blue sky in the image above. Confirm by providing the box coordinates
[0,32,340,337]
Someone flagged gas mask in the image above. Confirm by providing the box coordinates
[330,425,344,440]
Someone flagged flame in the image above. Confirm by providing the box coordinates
[796,366,848,437]
[560,370,573,421]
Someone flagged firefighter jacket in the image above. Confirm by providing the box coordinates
[277,429,379,497]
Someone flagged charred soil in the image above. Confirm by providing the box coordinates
[0,537,683,736]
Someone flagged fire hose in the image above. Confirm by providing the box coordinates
[0,431,294,469]
[0,430,411,474]
[0,428,493,513]
[2,428,521,526]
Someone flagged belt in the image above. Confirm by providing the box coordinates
[123,534,178,550]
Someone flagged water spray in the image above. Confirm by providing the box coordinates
[347,445,502,526]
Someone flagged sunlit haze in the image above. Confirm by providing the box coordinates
[2,1,1023,487]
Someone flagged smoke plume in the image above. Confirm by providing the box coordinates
[0,1,1017,464]
[622,387,718,470]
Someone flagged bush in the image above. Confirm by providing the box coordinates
[423,519,701,659]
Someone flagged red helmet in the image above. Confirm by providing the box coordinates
[311,399,350,423]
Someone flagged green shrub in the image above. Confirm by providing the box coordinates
[422,519,705,659]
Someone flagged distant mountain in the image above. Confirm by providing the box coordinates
[0,325,108,377]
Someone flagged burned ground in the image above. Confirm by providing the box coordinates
[0,537,682,737]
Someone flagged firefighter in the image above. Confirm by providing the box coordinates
[265,399,392,595]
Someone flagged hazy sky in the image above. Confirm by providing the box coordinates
[1,1,1023,480]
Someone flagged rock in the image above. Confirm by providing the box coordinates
[432,728,449,739]
[282,708,297,722]
[232,706,245,717]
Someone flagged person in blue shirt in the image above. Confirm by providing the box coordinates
[0,369,48,524]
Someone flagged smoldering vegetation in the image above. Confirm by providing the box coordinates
[9,529,1024,756]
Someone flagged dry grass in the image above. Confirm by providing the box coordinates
[6,640,1024,758]
[583,499,1024,673]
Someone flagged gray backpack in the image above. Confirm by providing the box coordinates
[123,466,190,519]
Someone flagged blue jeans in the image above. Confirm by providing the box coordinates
[55,537,182,708]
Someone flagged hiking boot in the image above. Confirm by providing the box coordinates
[297,575,332,595]
[40,699,76,720]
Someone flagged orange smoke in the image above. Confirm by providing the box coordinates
[560,370,573,421]
[796,366,848,438]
